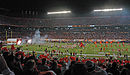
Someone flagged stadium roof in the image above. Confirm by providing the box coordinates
[0,0,130,18]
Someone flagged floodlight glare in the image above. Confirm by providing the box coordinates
[47,11,71,14]
[94,8,123,12]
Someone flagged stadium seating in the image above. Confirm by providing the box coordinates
[0,15,129,40]
[0,49,130,75]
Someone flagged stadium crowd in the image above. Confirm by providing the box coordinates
[0,47,130,75]
[47,31,129,39]
[0,14,130,41]
[1,15,130,27]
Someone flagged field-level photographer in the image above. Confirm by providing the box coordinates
[0,54,15,75]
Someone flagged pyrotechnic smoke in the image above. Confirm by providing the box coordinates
[31,29,48,44]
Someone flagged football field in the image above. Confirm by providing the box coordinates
[6,42,130,57]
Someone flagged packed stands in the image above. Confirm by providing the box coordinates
[0,48,130,75]
[0,15,130,41]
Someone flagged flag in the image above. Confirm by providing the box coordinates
[126,48,128,52]
[110,41,113,44]
[119,45,121,47]
[101,44,103,47]
[95,45,97,47]
[117,42,119,44]
[94,41,97,47]
[106,45,108,47]
[100,41,102,44]
[103,47,105,51]
[94,41,97,44]
[122,42,125,45]
[112,49,114,51]
[122,42,125,47]
[123,44,125,47]
[106,41,108,44]
[111,45,112,47]
[79,42,84,47]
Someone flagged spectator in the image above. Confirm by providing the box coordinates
[120,63,130,75]
[108,62,120,75]
[85,61,108,75]
[50,60,61,75]
[23,59,38,75]
[37,58,49,72]
[0,54,15,75]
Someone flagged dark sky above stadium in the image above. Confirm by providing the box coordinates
[0,0,130,17]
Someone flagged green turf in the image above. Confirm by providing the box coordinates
[6,42,130,56]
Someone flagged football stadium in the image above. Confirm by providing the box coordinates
[0,0,130,75]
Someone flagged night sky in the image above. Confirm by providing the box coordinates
[0,0,129,17]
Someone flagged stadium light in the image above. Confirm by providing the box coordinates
[47,11,71,15]
[94,8,123,12]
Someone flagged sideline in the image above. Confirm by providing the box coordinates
[23,50,130,57]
